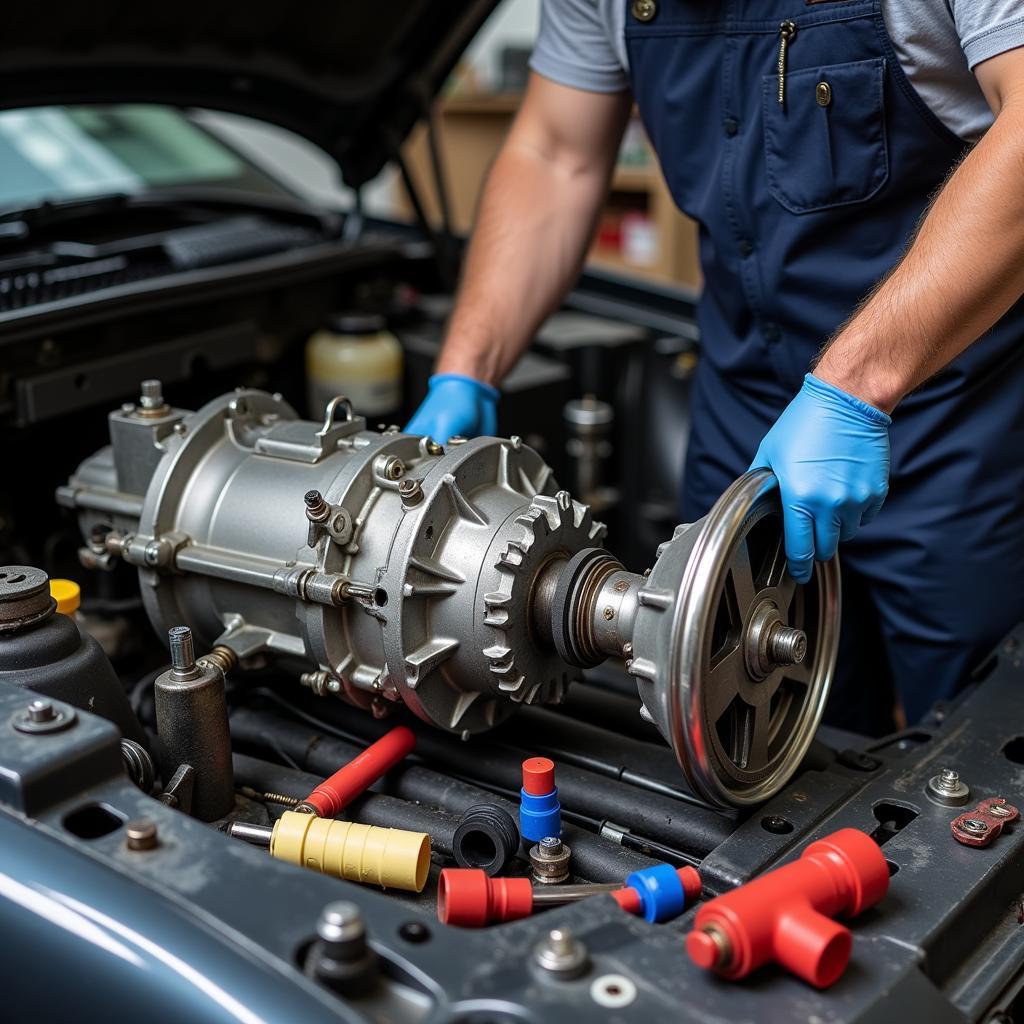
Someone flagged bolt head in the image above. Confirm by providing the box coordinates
[125,819,159,851]
[318,901,365,944]
[540,836,562,852]
[535,926,588,977]
[27,699,55,723]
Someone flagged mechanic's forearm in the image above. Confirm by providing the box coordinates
[436,102,627,385]
[815,97,1024,413]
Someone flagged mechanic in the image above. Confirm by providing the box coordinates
[407,1,1024,733]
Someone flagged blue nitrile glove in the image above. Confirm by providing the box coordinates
[405,373,500,443]
[750,373,891,583]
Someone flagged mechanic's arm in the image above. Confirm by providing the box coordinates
[755,47,1024,582]
[406,72,632,441]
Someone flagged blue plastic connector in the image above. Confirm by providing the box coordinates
[519,787,561,843]
[625,863,689,923]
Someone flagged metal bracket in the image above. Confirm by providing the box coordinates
[254,396,366,464]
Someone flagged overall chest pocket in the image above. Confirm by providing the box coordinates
[763,57,889,214]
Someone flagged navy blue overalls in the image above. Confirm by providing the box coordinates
[624,0,1024,731]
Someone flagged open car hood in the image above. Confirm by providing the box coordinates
[0,0,499,187]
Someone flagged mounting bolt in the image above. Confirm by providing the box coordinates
[767,624,807,666]
[927,767,970,807]
[304,489,331,524]
[534,927,589,978]
[530,836,572,885]
[125,819,159,851]
[27,699,55,723]
[318,901,366,946]
[399,478,424,508]
[137,379,169,417]
[167,626,201,682]
[168,625,195,670]
[308,901,378,995]
[425,438,443,456]
[373,454,406,482]
[12,696,76,735]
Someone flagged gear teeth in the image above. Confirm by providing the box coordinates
[499,674,526,693]
[486,492,603,703]
[483,591,512,628]
[498,540,527,570]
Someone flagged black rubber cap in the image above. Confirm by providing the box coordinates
[452,803,520,876]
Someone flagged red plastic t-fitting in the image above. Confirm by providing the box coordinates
[686,828,889,988]
[301,725,416,818]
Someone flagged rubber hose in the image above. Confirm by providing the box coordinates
[230,709,657,881]
[290,698,735,856]
[232,752,460,855]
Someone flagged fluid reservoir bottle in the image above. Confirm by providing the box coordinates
[306,313,403,421]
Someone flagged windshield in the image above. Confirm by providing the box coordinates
[0,104,290,210]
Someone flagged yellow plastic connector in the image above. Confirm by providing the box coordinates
[270,810,431,893]
[49,579,81,615]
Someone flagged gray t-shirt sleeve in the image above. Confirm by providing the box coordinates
[529,0,631,93]
[951,0,1024,69]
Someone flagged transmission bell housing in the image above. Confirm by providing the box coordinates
[60,387,839,807]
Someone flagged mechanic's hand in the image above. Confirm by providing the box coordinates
[750,373,891,583]
[405,373,500,444]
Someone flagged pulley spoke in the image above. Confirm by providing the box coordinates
[748,701,772,768]
[761,533,797,611]
[783,658,812,685]
[705,645,743,721]
[728,538,758,615]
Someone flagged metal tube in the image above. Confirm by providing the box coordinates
[170,546,349,608]
[54,484,145,519]
[532,882,623,904]
[228,820,273,846]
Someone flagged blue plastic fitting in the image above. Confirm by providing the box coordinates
[519,788,561,843]
[625,863,688,923]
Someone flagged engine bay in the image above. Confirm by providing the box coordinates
[3,359,1024,1021]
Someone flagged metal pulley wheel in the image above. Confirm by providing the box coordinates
[630,470,840,807]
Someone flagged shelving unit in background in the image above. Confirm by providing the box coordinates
[398,94,701,289]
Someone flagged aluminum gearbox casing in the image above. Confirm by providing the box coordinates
[60,386,840,806]
[59,389,605,736]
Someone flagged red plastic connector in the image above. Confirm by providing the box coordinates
[438,868,534,927]
[686,828,889,988]
[521,756,556,796]
[302,725,416,818]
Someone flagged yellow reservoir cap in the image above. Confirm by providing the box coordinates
[49,579,81,615]
[270,811,430,893]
